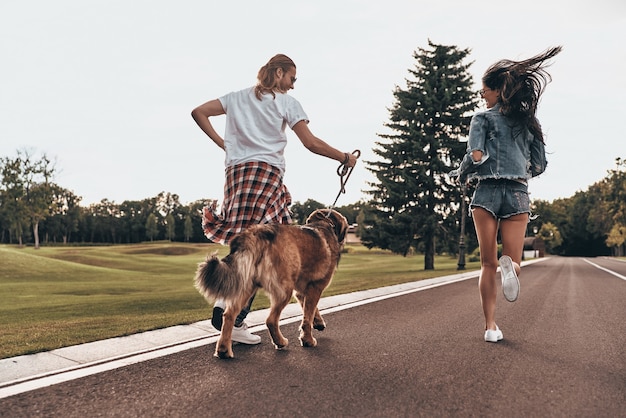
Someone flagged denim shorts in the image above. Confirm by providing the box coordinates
[470,179,530,219]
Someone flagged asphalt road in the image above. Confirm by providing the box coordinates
[1,257,625,417]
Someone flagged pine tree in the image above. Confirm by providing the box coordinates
[362,40,478,269]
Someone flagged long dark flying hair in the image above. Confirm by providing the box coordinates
[254,54,296,100]
[482,46,562,143]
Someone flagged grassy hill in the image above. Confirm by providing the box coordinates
[0,243,479,359]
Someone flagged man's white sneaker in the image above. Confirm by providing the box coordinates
[499,255,520,302]
[231,322,261,345]
[484,326,504,343]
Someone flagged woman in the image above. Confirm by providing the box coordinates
[450,47,561,343]
[191,54,357,345]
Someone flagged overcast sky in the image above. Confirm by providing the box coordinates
[1,0,624,209]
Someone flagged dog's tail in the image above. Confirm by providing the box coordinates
[193,250,252,303]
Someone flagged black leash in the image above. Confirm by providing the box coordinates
[327,150,361,215]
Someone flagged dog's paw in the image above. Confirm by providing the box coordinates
[313,322,326,331]
[313,316,326,331]
[273,338,288,350]
[214,349,234,359]
[299,336,318,348]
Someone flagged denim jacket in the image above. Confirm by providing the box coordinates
[450,104,547,183]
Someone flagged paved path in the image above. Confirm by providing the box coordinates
[0,265,488,393]
[1,257,625,417]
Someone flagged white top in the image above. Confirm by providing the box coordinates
[218,87,309,175]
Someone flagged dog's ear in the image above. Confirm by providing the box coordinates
[305,209,328,224]
[306,209,348,243]
[329,210,348,244]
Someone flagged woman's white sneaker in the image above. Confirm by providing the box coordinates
[484,326,503,343]
[499,255,520,302]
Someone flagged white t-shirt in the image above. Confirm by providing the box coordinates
[218,87,309,175]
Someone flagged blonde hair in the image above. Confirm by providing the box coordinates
[254,54,296,100]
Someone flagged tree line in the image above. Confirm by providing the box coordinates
[2,42,624,263]
[0,152,361,247]
[2,146,623,258]
[530,158,626,257]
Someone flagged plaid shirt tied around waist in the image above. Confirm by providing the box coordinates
[202,161,292,245]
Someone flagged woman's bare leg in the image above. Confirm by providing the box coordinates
[472,208,499,331]
[499,213,529,277]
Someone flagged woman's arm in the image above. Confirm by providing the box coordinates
[449,115,489,182]
[191,99,226,150]
[529,137,547,177]
[292,120,357,167]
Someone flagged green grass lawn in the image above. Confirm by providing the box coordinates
[0,242,480,359]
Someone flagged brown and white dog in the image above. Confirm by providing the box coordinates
[194,209,349,359]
